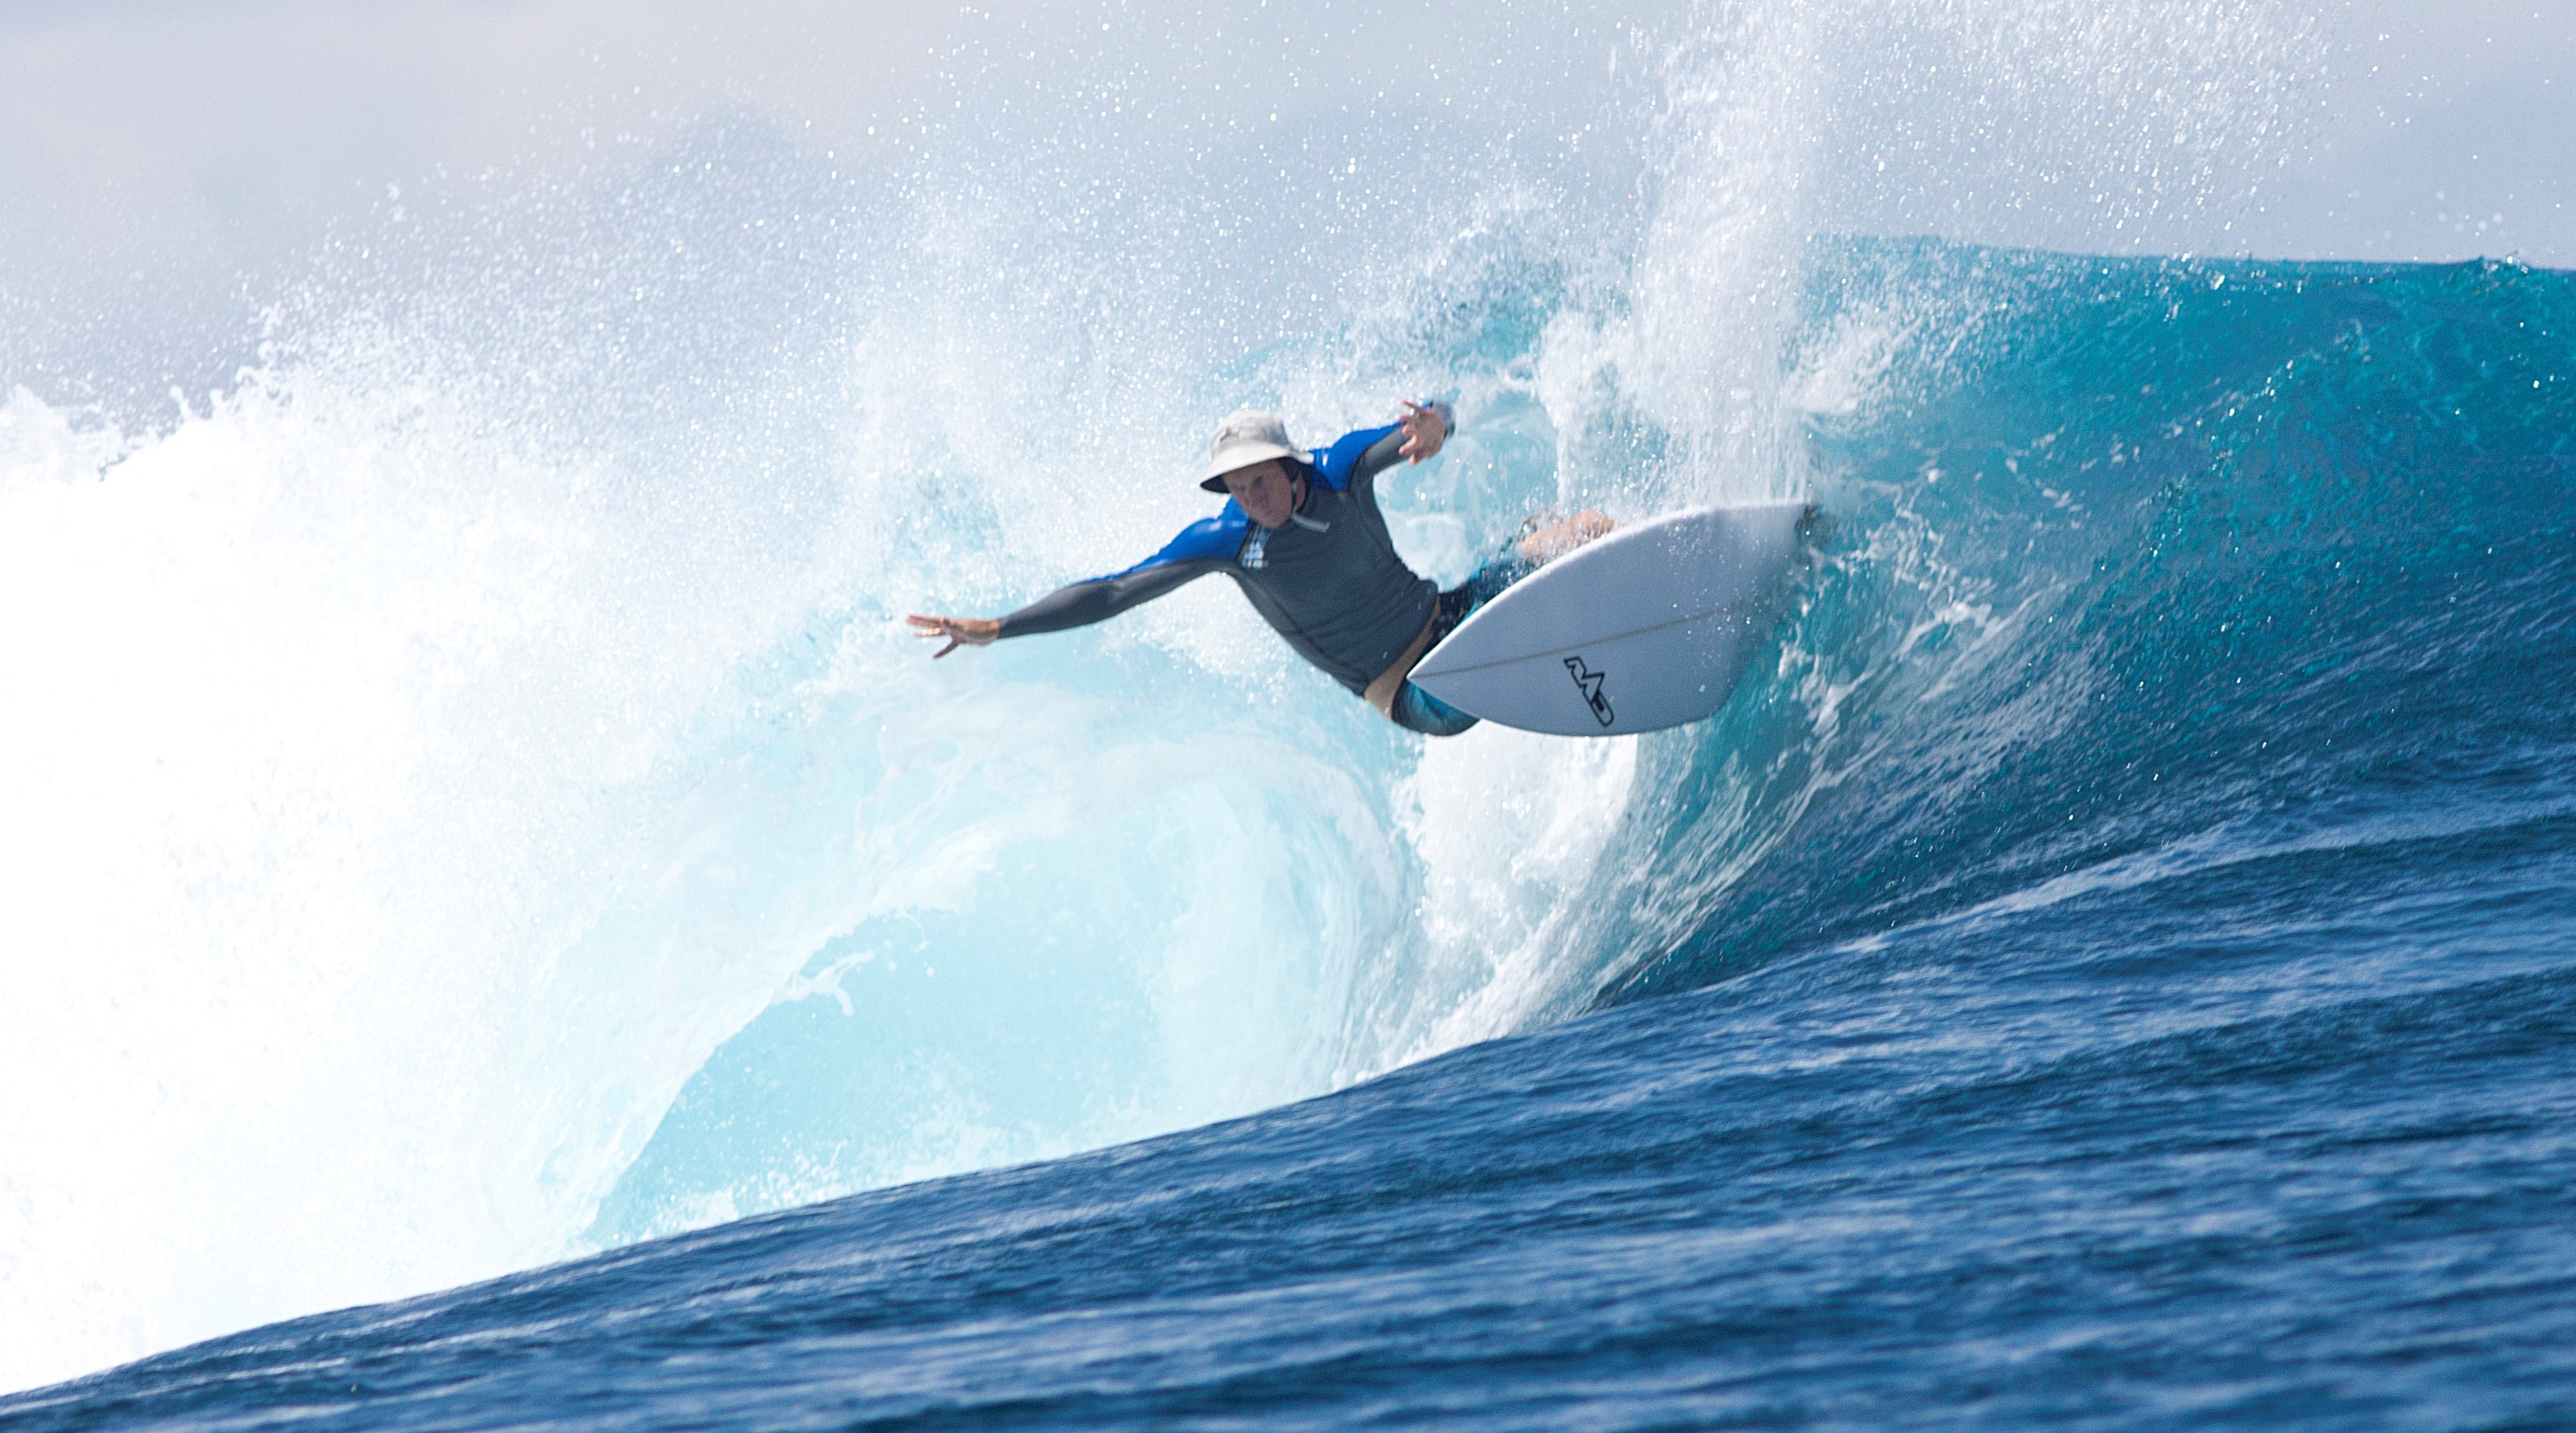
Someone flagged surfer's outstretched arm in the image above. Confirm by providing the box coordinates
[908,516,1241,659]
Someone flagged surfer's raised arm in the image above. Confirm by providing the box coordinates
[1396,399,1451,465]
[1337,400,1452,500]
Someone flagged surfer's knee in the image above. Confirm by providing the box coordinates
[1518,510,1615,565]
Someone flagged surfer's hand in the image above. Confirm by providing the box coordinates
[1398,400,1451,464]
[907,614,1000,659]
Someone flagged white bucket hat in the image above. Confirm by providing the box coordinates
[1197,408,1307,492]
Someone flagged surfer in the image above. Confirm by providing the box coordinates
[906,402,1610,735]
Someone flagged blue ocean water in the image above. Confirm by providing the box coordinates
[6,237,2570,1428]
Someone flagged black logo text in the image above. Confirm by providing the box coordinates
[1564,656,1615,727]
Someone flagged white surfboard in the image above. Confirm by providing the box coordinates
[1409,501,1810,737]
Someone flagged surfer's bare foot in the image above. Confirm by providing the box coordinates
[1519,509,1614,565]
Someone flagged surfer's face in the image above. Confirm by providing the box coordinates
[1222,460,1302,531]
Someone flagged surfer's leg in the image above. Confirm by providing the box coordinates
[1378,587,1482,736]
[1388,681,1480,737]
[1457,509,1614,610]
[1460,549,1535,609]
[1396,514,1616,739]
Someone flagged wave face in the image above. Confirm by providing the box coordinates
[1592,242,2576,1008]
[7,0,2571,1415]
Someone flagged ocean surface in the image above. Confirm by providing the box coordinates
[5,2,2573,1427]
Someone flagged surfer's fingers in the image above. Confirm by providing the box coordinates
[1401,417,1445,464]
[909,615,971,652]
[914,615,1000,651]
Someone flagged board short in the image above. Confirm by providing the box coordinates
[1388,540,1542,737]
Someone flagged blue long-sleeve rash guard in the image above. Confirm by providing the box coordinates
[994,423,1435,694]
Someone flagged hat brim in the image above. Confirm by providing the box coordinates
[1197,442,1307,493]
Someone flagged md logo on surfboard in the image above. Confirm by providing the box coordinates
[1563,656,1614,727]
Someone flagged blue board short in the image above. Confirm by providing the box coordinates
[1387,542,1539,737]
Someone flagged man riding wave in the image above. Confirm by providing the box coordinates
[908,402,1609,736]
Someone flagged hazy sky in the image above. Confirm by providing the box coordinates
[0,0,2566,363]
[0,1,974,279]
[2239,0,2571,261]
